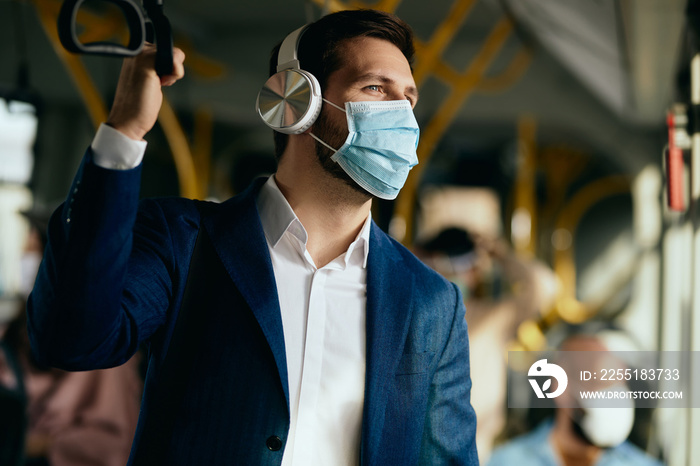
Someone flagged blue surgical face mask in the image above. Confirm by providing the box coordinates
[310,99,420,200]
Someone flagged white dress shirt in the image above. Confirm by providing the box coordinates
[91,123,369,466]
[257,177,368,466]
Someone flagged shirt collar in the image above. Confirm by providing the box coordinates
[256,175,371,269]
[349,210,371,269]
[257,175,304,248]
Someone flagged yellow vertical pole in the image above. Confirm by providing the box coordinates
[193,107,214,197]
[512,115,538,257]
[158,99,201,199]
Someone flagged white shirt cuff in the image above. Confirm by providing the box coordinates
[90,123,147,170]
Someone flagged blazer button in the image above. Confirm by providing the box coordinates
[266,435,283,451]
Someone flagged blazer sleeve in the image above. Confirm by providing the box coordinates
[420,283,480,465]
[27,151,179,371]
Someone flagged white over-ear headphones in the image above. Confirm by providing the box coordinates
[256,25,323,134]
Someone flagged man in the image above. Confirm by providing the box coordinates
[28,9,478,465]
[488,334,662,466]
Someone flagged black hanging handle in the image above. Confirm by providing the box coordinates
[57,0,173,77]
[143,0,173,77]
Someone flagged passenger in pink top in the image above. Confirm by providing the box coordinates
[1,307,142,466]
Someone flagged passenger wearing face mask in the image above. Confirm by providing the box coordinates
[488,335,662,466]
[415,223,559,460]
[27,9,478,465]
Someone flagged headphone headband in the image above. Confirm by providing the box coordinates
[276,25,308,72]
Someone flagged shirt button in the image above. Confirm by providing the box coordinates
[266,435,283,451]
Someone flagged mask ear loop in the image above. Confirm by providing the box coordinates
[322,98,345,112]
[309,133,338,153]
[308,98,346,152]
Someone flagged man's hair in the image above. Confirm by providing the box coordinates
[268,9,415,160]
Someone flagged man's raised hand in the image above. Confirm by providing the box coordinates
[106,44,186,141]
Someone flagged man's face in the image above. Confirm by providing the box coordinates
[311,36,418,194]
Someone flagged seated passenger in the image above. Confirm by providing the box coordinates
[488,334,663,466]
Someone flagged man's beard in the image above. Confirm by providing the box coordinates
[312,108,371,199]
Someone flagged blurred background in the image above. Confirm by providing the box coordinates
[0,0,698,464]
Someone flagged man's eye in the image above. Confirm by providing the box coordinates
[367,85,381,92]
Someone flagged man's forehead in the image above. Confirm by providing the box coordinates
[333,37,416,85]
[336,36,410,64]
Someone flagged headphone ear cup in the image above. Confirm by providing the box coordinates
[256,68,322,135]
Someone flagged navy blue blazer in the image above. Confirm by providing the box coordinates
[28,153,479,465]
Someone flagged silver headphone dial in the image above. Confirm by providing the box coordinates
[258,69,315,131]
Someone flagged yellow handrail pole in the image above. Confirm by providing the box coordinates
[513,176,634,349]
[373,0,403,13]
[77,9,129,43]
[430,45,533,93]
[32,0,108,128]
[309,0,349,13]
[176,37,227,79]
[193,107,214,197]
[538,146,589,230]
[158,98,201,199]
[394,17,514,244]
[475,46,533,93]
[412,0,477,87]
[512,115,538,257]
[550,176,631,323]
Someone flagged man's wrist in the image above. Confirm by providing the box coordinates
[91,123,147,170]
[104,121,146,142]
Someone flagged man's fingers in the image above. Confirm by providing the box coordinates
[161,47,186,87]
[134,43,185,86]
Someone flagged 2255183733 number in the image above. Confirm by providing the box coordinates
[599,368,680,381]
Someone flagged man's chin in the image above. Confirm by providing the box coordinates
[315,145,372,200]
[330,166,374,201]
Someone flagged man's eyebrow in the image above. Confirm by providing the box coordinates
[406,86,420,102]
[355,73,420,101]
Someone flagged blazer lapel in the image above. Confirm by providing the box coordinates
[361,223,415,464]
[200,180,289,407]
